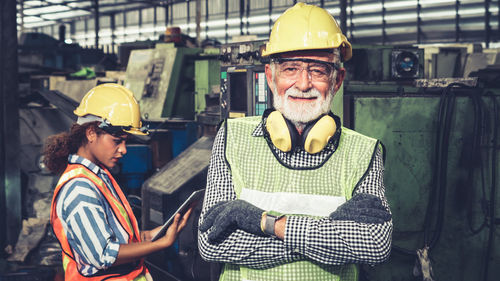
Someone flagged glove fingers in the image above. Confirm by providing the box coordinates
[364,198,385,209]
[329,208,350,220]
[200,201,228,232]
[203,199,266,240]
[207,225,224,243]
[355,207,392,221]
[207,215,236,242]
[340,206,391,218]
[348,194,386,210]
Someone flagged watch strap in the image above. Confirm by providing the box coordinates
[263,213,284,237]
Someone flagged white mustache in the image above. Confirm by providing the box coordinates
[285,88,321,99]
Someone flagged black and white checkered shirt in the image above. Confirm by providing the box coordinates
[198,122,393,269]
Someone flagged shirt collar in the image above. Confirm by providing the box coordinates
[251,122,265,137]
[68,154,103,176]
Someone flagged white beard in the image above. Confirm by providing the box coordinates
[273,86,334,128]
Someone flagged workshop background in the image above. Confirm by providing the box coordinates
[1,0,499,280]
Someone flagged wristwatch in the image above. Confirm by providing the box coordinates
[263,212,284,237]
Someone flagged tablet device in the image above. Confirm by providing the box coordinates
[151,189,205,242]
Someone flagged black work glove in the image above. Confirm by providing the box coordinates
[329,193,392,224]
[199,200,264,243]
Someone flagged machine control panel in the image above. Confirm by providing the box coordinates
[220,66,270,119]
[219,40,271,118]
[219,40,267,66]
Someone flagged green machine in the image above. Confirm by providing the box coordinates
[194,48,221,128]
[344,81,500,281]
[124,43,201,120]
[194,48,220,115]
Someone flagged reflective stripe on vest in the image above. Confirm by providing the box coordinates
[50,164,147,280]
[223,116,378,281]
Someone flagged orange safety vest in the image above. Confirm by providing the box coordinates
[50,163,148,280]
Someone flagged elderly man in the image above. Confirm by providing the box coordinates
[198,3,392,281]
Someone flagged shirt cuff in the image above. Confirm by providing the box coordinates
[283,216,312,255]
[101,239,121,269]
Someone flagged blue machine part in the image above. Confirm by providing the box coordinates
[170,121,198,158]
[120,144,152,189]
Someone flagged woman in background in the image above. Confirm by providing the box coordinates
[45,83,191,280]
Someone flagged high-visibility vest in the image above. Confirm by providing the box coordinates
[50,163,148,281]
[222,116,379,281]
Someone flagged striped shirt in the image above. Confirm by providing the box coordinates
[198,122,392,269]
[55,154,128,276]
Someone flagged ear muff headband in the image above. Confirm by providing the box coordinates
[265,110,337,154]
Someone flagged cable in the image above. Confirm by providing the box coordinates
[467,93,488,235]
[427,83,457,249]
[393,83,477,257]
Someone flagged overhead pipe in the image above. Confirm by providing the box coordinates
[196,0,201,46]
[340,0,347,35]
[93,0,99,48]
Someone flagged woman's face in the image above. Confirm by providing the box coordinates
[86,130,128,169]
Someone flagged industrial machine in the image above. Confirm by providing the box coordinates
[219,40,271,118]
[345,44,424,82]
[344,80,500,281]
[124,43,201,120]
[132,43,221,280]
[19,32,117,74]
[122,42,204,193]
[194,48,222,133]
[141,136,214,281]
[339,43,500,280]
[5,89,77,275]
[194,48,220,117]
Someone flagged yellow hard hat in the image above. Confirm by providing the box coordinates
[261,2,352,61]
[74,83,147,135]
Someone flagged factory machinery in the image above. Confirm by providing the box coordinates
[144,41,500,281]
[5,32,500,280]
[343,45,500,281]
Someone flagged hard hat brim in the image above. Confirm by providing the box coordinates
[123,128,149,136]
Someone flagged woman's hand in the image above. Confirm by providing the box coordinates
[140,225,163,242]
[156,207,193,248]
[115,207,194,265]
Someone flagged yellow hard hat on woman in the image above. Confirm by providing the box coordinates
[74,83,147,135]
[261,2,352,61]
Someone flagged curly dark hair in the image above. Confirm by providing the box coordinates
[43,122,103,174]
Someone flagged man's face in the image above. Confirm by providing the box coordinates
[265,51,345,124]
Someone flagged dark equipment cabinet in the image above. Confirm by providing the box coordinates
[344,82,500,281]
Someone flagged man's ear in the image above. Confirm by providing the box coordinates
[265,64,274,92]
[333,67,346,93]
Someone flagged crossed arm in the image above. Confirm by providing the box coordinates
[198,127,393,269]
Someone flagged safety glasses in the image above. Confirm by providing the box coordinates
[272,58,340,83]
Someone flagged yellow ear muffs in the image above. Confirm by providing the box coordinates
[264,110,337,154]
[265,111,296,152]
[303,115,337,154]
